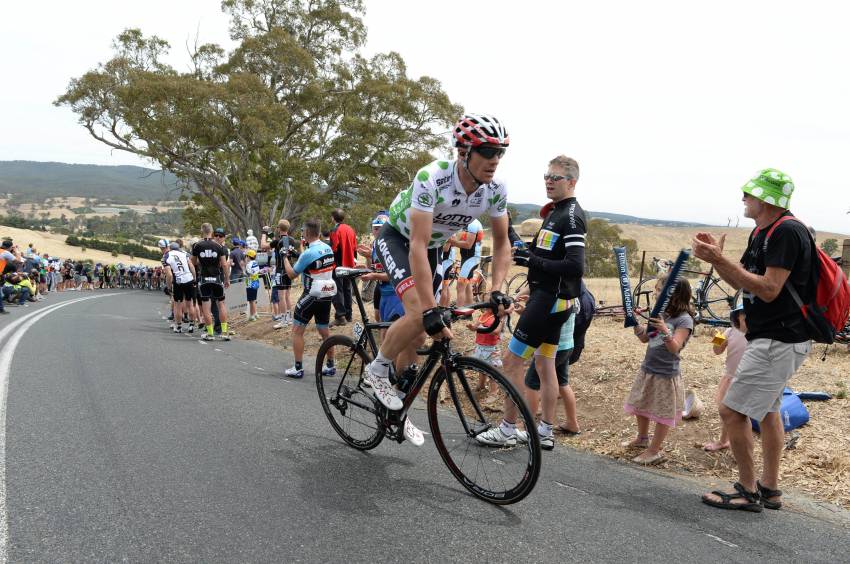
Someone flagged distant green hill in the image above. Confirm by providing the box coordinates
[0,161,181,203]
[509,202,710,228]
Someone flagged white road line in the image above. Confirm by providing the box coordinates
[214,348,222,352]
[704,534,738,548]
[254,367,265,371]
[553,481,588,494]
[240,361,248,365]
[0,294,117,563]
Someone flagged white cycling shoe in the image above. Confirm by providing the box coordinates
[404,418,425,447]
[363,363,403,411]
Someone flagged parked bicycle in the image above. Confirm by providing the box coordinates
[442,255,493,305]
[632,252,738,326]
[315,266,541,505]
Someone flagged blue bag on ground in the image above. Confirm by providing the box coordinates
[751,387,809,432]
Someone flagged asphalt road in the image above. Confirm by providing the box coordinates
[1,291,848,563]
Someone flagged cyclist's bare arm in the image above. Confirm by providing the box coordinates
[489,214,512,294]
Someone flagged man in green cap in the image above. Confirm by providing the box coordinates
[691,168,814,513]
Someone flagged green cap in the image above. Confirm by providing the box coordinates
[741,168,794,209]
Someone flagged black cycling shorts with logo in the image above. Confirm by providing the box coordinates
[172,281,195,302]
[198,282,225,302]
[293,293,332,327]
[374,224,443,300]
[508,288,572,359]
[273,271,292,290]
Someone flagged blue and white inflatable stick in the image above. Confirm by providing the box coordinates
[648,249,691,321]
[613,246,638,328]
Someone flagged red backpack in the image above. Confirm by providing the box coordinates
[758,216,850,344]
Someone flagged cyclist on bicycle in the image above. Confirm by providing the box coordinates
[477,155,586,451]
[365,113,515,438]
[449,218,484,306]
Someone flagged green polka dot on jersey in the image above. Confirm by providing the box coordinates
[437,161,449,170]
[417,170,430,182]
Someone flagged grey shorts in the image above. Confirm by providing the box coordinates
[722,338,811,422]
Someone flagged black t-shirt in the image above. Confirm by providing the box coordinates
[271,236,300,273]
[192,239,226,281]
[740,212,813,343]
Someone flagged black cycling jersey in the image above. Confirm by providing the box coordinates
[192,239,227,280]
[526,197,586,299]
[271,236,299,273]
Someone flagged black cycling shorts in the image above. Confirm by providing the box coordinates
[374,224,443,301]
[198,282,225,302]
[273,271,292,290]
[508,289,572,359]
[172,281,195,302]
[293,293,332,327]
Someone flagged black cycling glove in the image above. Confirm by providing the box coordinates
[513,247,531,267]
[489,290,512,309]
[422,307,450,336]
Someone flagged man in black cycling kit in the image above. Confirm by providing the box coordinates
[192,223,231,341]
[477,155,586,451]
[364,113,515,446]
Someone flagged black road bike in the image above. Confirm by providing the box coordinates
[315,267,541,505]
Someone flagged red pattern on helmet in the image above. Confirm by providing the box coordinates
[453,114,509,147]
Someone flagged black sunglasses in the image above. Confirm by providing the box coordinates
[472,145,506,160]
[543,174,572,182]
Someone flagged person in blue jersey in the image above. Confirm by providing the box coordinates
[449,218,484,306]
[281,218,338,379]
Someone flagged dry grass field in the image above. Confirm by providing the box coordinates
[1,197,182,220]
[234,264,850,510]
[0,225,160,266]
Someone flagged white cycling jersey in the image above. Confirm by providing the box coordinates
[164,249,194,284]
[387,159,507,248]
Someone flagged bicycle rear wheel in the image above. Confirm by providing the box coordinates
[632,277,655,320]
[315,335,385,450]
[428,357,541,504]
[704,279,737,321]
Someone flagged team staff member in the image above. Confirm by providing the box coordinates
[280,219,337,378]
[192,223,231,341]
[163,241,198,334]
[477,156,586,451]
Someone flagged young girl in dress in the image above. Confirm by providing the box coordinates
[622,275,694,464]
[703,304,747,451]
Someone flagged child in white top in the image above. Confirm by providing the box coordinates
[703,306,748,452]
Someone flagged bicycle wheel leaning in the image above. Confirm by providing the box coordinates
[703,279,737,322]
[632,277,655,320]
[315,334,385,450]
[503,271,528,335]
[428,356,541,504]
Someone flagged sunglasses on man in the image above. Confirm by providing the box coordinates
[543,174,572,182]
[472,145,507,160]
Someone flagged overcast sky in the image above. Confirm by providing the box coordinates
[2,1,848,233]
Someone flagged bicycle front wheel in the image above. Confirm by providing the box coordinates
[315,335,385,450]
[428,357,541,504]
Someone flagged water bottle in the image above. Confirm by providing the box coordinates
[783,410,790,430]
[396,364,419,395]
[513,240,525,250]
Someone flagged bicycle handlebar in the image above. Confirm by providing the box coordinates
[446,300,510,334]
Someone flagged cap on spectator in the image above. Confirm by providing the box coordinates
[169,242,180,250]
[1,240,12,249]
[157,239,169,248]
[214,227,226,236]
[231,237,240,245]
[246,249,257,258]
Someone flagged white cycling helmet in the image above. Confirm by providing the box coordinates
[157,239,169,249]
